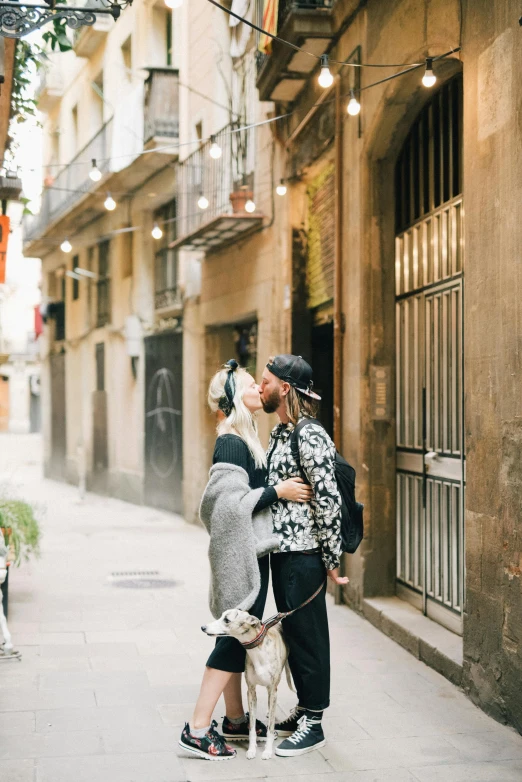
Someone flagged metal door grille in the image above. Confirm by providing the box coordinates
[395,75,464,634]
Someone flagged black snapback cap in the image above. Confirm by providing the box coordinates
[266,354,321,400]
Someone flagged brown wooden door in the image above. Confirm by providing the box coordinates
[50,353,66,478]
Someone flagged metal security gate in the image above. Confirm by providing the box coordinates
[395,76,464,634]
[144,332,183,514]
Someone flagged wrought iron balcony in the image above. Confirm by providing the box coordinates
[144,68,179,145]
[171,123,263,254]
[24,69,179,248]
[23,118,113,244]
[256,0,335,102]
[36,59,64,113]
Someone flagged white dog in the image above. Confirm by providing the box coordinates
[202,608,294,760]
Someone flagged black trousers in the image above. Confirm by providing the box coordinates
[271,551,330,711]
[206,555,269,673]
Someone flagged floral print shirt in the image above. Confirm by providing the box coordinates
[266,418,342,570]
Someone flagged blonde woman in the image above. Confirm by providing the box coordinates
[179,359,312,761]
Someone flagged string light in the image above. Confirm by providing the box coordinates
[89,159,102,182]
[104,193,116,211]
[198,194,209,209]
[422,58,437,88]
[244,198,256,213]
[318,55,334,89]
[165,0,182,7]
[151,222,163,240]
[347,89,361,116]
[276,180,287,196]
[209,136,222,159]
[60,238,72,253]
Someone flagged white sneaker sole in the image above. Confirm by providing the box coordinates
[178,740,236,761]
[275,739,326,757]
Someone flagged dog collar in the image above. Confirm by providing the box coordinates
[239,579,326,650]
[240,615,281,650]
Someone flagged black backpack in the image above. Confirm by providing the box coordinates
[290,419,364,554]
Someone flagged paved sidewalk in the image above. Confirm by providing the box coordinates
[0,434,521,782]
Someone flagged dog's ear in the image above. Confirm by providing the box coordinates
[246,614,260,626]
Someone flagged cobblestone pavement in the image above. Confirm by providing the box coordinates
[0,434,521,782]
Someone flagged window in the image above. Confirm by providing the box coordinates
[71,104,79,153]
[395,74,462,234]
[72,255,80,301]
[153,199,178,310]
[95,343,105,391]
[121,36,132,78]
[96,240,111,327]
[91,72,104,134]
[166,10,172,66]
[121,230,133,279]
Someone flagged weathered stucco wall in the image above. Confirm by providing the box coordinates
[460,1,522,732]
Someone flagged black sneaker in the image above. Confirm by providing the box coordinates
[275,714,326,757]
[222,713,267,741]
[274,705,303,737]
[179,720,237,761]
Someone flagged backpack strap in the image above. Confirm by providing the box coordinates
[289,418,321,484]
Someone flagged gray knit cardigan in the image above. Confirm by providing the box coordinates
[199,462,280,619]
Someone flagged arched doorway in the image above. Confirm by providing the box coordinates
[394,75,464,634]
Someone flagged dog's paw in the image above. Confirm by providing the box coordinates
[246,747,257,760]
[261,749,272,760]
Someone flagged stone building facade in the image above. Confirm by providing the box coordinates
[24,0,521,732]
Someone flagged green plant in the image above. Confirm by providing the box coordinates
[0,499,41,566]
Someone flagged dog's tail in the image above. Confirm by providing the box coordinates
[285,661,296,693]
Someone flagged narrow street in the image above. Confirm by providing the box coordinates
[0,434,521,782]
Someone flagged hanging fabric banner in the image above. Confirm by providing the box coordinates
[258,0,279,55]
[0,215,10,285]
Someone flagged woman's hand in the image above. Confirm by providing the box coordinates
[275,477,313,503]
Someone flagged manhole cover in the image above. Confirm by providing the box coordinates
[110,571,160,578]
[108,571,177,589]
[112,579,178,589]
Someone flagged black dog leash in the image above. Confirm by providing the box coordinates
[240,579,326,650]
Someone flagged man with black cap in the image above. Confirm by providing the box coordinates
[259,355,348,757]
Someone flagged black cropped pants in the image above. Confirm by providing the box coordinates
[271,551,330,711]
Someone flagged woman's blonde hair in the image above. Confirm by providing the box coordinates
[208,363,266,469]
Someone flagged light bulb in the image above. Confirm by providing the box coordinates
[347,89,361,116]
[318,55,334,89]
[198,194,209,210]
[151,222,163,240]
[104,193,116,211]
[60,239,72,253]
[164,0,182,7]
[209,135,222,159]
[276,180,287,196]
[245,199,256,213]
[422,58,436,88]
[89,159,102,182]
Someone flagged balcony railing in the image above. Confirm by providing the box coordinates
[24,69,179,247]
[173,122,262,252]
[256,0,335,102]
[144,68,180,144]
[24,119,113,244]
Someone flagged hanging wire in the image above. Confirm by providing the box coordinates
[206,0,447,68]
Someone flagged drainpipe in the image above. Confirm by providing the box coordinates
[333,76,343,452]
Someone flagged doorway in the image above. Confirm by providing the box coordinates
[144,331,183,514]
[395,75,464,634]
